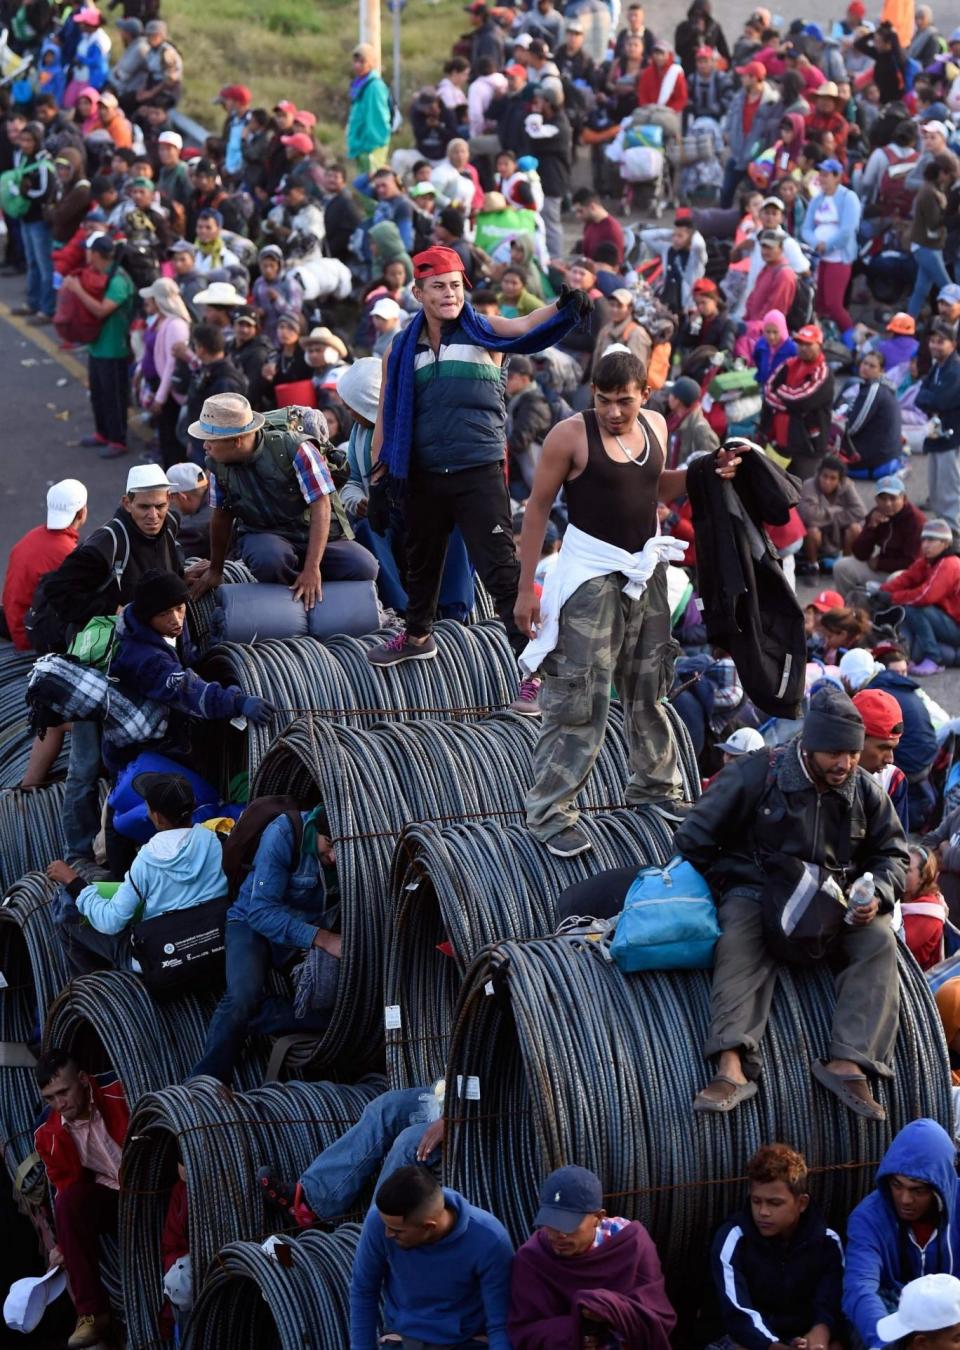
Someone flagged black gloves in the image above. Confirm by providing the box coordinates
[366,476,391,535]
[557,284,594,321]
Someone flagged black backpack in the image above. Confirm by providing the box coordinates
[24,521,131,655]
[786,271,815,334]
[219,795,303,899]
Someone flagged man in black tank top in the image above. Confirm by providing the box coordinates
[515,350,744,858]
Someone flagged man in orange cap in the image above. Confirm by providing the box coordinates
[853,687,908,828]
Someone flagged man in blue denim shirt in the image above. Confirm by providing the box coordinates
[191,807,340,1084]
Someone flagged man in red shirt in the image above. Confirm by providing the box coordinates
[0,478,87,648]
[572,188,625,265]
[34,1048,129,1349]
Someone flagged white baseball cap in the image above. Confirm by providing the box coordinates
[716,727,765,755]
[125,464,173,494]
[4,1268,67,1333]
[370,296,401,321]
[878,1276,960,1343]
[166,462,208,492]
[157,130,183,149]
[46,478,87,530]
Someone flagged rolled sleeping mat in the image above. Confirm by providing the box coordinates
[210,582,382,645]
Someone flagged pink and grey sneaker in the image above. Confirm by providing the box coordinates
[366,631,438,667]
[508,676,542,716]
[908,658,945,677]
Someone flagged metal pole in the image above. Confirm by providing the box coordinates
[358,0,382,70]
[392,0,401,109]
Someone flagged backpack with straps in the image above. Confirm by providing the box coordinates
[24,520,131,655]
[786,271,815,334]
[219,795,303,900]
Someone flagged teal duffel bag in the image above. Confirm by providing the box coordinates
[609,856,720,972]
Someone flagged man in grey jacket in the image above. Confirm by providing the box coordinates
[720,61,782,207]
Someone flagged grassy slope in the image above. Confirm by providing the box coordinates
[159,0,468,151]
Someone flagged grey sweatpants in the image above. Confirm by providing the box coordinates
[928,450,960,537]
[704,887,900,1078]
[525,565,682,841]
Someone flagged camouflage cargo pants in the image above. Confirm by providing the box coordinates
[525,565,682,842]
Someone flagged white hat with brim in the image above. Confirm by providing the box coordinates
[878,1276,960,1344]
[716,727,765,755]
[336,357,382,424]
[192,281,247,307]
[4,1268,67,1333]
[126,465,174,494]
[46,477,87,530]
[166,462,209,492]
[187,392,265,442]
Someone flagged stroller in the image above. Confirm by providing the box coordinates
[606,106,680,218]
[678,116,724,205]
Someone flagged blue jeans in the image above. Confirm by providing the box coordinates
[902,604,960,664]
[720,157,746,210]
[192,920,329,1084]
[908,246,952,319]
[239,533,379,585]
[62,721,103,860]
[21,218,55,316]
[299,1085,440,1219]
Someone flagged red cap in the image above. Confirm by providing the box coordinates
[810,589,844,613]
[505,62,527,78]
[274,99,298,115]
[692,277,718,295]
[412,245,472,288]
[294,109,317,128]
[696,45,716,59]
[280,133,314,155]
[736,60,767,79]
[794,323,824,345]
[674,206,694,225]
[852,689,904,740]
[848,0,866,16]
[217,84,251,106]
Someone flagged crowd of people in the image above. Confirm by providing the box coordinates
[6,0,960,1344]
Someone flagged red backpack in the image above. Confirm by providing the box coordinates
[53,264,109,345]
[875,145,920,220]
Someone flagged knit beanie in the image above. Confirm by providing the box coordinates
[671,376,701,407]
[133,569,190,623]
[801,686,865,754]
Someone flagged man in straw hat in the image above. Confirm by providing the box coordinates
[187,393,377,609]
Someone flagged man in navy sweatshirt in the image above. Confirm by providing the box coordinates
[349,1164,513,1349]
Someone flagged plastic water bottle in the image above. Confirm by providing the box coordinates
[845,872,874,925]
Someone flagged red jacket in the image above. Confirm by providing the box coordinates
[2,524,79,648]
[637,62,688,113]
[882,552,960,623]
[35,1079,129,1195]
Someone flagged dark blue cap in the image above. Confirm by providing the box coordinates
[534,1165,604,1233]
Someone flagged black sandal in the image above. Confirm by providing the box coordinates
[257,1165,297,1213]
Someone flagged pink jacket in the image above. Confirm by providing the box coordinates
[153,314,191,406]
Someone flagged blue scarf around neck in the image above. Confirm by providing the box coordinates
[379,301,580,479]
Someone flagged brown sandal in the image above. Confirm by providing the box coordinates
[693,1073,758,1114]
[811,1060,886,1121]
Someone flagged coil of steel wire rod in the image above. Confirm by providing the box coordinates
[0,782,67,894]
[250,709,671,1073]
[442,937,951,1281]
[43,971,274,1100]
[182,1224,361,1350]
[120,1079,382,1350]
[384,811,674,1088]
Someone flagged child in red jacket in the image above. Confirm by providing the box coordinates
[902,844,948,971]
[159,1166,191,1341]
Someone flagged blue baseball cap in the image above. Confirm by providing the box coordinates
[818,157,844,174]
[534,1166,604,1233]
[876,474,906,497]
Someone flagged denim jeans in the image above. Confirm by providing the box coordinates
[902,604,960,664]
[299,1086,439,1219]
[238,533,379,586]
[21,218,55,316]
[192,919,329,1084]
[62,721,104,860]
[59,913,132,978]
[908,246,953,319]
[720,157,746,209]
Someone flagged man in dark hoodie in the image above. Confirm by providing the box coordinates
[844,1119,960,1348]
[674,685,909,1120]
[711,1144,844,1350]
[509,1165,676,1349]
[41,465,183,863]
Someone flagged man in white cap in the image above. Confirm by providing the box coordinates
[716,726,765,764]
[41,464,182,862]
[877,1274,960,1350]
[166,463,211,558]
[370,295,404,357]
[1,479,87,650]
[187,392,378,608]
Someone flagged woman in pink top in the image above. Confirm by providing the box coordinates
[139,277,191,469]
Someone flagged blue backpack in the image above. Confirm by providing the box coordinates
[609,856,720,973]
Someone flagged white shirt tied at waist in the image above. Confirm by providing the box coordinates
[519,523,689,676]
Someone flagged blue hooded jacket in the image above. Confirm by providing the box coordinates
[843,1119,960,1348]
[868,670,938,778]
[227,812,335,951]
[111,604,246,722]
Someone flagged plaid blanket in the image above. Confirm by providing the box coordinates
[27,654,169,748]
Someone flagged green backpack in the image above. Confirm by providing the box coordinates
[0,163,34,220]
[67,615,119,670]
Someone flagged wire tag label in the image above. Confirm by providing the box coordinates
[464,1076,481,1100]
[384,1005,402,1030]
[484,980,494,996]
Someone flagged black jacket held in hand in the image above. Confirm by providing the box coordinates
[710,1203,844,1350]
[686,449,806,717]
[673,740,909,909]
